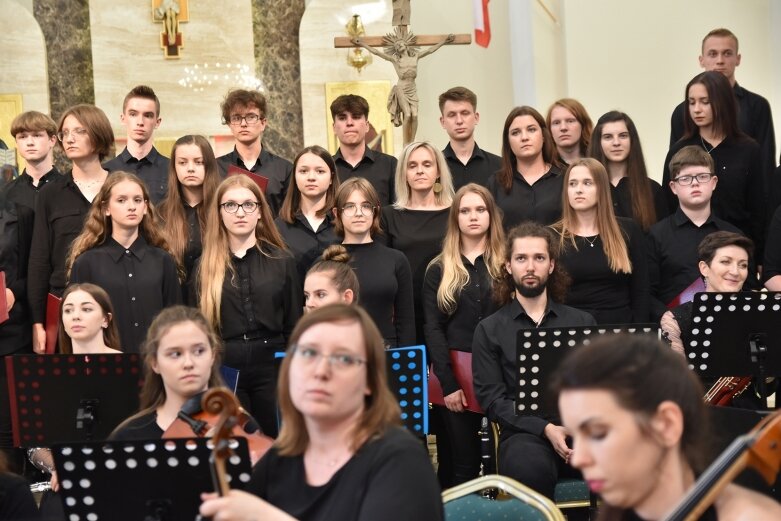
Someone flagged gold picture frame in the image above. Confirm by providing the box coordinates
[0,94,23,169]
[324,81,394,155]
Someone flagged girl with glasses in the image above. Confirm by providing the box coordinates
[200,304,443,521]
[333,178,415,347]
[158,135,222,295]
[27,104,115,354]
[193,174,301,437]
[276,146,341,280]
[66,171,182,352]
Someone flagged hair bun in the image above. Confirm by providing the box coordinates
[321,244,351,263]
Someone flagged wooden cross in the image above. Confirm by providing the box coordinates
[334,0,471,145]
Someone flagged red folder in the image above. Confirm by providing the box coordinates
[667,277,706,309]
[0,272,8,324]
[428,350,484,414]
[227,165,269,194]
[45,293,62,354]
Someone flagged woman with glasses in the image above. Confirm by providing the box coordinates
[333,178,415,348]
[381,141,454,343]
[662,71,765,255]
[200,304,443,521]
[193,174,301,437]
[589,111,667,232]
[276,146,341,280]
[27,104,114,353]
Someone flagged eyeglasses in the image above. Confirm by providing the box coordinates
[341,202,375,217]
[293,345,366,370]
[220,201,259,214]
[57,128,89,141]
[227,114,263,126]
[673,173,713,186]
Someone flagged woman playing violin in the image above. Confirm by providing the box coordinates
[199,304,443,521]
[554,334,781,521]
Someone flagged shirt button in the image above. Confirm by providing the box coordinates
[125,250,130,254]
[128,273,133,277]
[131,297,136,301]
[134,322,139,327]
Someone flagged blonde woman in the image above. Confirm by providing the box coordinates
[193,174,302,437]
[422,183,504,487]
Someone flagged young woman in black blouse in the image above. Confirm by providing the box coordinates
[158,135,222,291]
[28,104,114,354]
[662,71,765,254]
[423,183,505,487]
[381,141,454,342]
[276,145,341,280]
[589,111,667,232]
[552,158,649,324]
[67,172,182,352]
[333,177,414,347]
[488,106,563,230]
[303,245,359,313]
[195,174,301,436]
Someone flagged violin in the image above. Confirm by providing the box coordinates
[704,376,753,406]
[162,389,273,465]
[664,409,781,520]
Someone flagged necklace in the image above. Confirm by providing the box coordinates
[583,235,599,248]
[700,135,715,155]
[73,178,103,190]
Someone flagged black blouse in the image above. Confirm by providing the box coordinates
[422,255,499,396]
[488,166,564,230]
[70,236,182,352]
[610,176,669,229]
[0,199,32,354]
[275,213,340,280]
[211,245,302,343]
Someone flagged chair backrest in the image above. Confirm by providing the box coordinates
[442,475,566,521]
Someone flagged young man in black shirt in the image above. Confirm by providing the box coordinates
[217,89,292,216]
[103,85,170,204]
[472,222,594,499]
[439,86,500,191]
[331,94,397,206]
[648,146,747,321]
[669,28,775,203]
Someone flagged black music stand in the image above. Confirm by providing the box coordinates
[687,292,781,409]
[52,437,252,521]
[515,325,659,415]
[5,354,143,446]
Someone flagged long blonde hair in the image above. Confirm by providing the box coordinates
[553,158,631,274]
[428,184,505,314]
[196,175,287,329]
[66,171,176,278]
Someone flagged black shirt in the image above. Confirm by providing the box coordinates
[250,426,443,521]
[472,297,596,436]
[0,472,41,521]
[27,173,93,322]
[343,241,415,347]
[2,167,61,212]
[182,203,203,284]
[210,245,302,343]
[557,218,650,324]
[647,208,745,321]
[661,135,765,256]
[274,213,340,280]
[442,142,501,190]
[488,166,564,230]
[423,255,499,396]
[611,176,669,230]
[333,147,397,206]
[0,198,32,355]
[218,147,292,216]
[670,82,776,193]
[103,146,170,204]
[762,204,781,283]
[110,411,164,440]
[380,207,450,342]
[70,236,182,352]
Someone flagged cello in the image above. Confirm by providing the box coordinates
[664,410,781,520]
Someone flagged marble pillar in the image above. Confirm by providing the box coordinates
[251,0,305,161]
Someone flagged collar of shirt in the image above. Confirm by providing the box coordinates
[293,209,334,232]
[733,82,746,100]
[513,165,560,186]
[106,235,148,263]
[443,142,486,163]
[673,206,716,228]
[459,252,486,268]
[230,146,274,170]
[232,244,261,262]
[334,146,377,166]
[507,294,557,323]
[117,146,162,166]
[19,167,60,189]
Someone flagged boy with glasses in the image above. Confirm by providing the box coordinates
[217,89,292,215]
[648,146,753,321]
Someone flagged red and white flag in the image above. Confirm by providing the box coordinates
[473,0,491,48]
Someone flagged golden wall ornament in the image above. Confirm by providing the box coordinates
[153,0,189,59]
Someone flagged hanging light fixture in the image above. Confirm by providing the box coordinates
[345,14,372,73]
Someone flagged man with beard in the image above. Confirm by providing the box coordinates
[472,221,595,499]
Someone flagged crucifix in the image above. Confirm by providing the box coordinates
[334,0,471,145]
[153,0,189,59]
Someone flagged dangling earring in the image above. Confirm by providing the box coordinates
[433,177,443,194]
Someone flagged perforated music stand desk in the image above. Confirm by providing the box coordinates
[687,292,781,409]
[5,353,143,447]
[52,437,252,521]
[515,325,659,415]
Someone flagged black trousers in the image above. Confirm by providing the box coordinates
[432,405,482,489]
[223,337,284,438]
